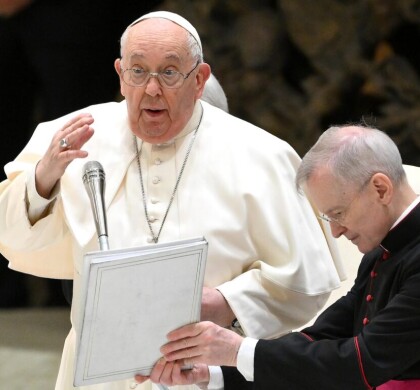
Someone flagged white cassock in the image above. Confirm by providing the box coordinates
[0,100,345,390]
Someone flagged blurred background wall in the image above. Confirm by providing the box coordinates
[161,0,420,165]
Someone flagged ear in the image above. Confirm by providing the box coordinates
[195,62,211,99]
[371,173,393,205]
[114,58,125,97]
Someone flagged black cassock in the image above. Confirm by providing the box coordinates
[222,202,420,390]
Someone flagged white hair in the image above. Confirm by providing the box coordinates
[296,125,406,191]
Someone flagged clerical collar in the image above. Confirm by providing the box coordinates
[390,195,420,230]
[381,200,420,254]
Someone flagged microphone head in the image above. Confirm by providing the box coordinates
[82,161,105,184]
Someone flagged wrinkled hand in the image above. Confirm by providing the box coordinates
[201,287,236,327]
[161,321,243,367]
[35,113,94,198]
[133,359,210,388]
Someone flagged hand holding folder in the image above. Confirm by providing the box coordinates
[74,237,207,387]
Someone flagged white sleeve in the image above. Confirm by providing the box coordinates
[26,165,60,224]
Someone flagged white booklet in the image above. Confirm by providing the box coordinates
[74,237,208,387]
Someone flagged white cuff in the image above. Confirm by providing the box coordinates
[26,166,60,223]
[237,337,258,381]
[207,366,224,389]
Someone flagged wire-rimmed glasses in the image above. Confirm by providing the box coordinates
[317,178,371,225]
[121,60,200,89]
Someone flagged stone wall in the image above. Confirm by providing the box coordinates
[158,0,420,164]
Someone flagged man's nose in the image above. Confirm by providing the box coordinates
[330,221,347,238]
[145,75,162,96]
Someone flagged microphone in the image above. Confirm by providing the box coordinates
[82,161,110,251]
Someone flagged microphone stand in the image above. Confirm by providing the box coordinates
[82,161,109,251]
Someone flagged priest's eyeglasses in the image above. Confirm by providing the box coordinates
[121,61,200,89]
[317,178,371,225]
[318,209,352,225]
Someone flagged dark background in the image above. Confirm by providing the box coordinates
[162,0,420,165]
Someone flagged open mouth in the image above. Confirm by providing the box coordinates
[144,108,164,116]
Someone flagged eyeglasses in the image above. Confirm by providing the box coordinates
[317,179,370,225]
[121,61,200,89]
[317,197,358,225]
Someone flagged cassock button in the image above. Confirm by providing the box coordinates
[150,198,158,204]
[382,251,390,260]
[154,158,162,165]
[363,317,369,325]
[152,176,160,184]
[366,294,373,302]
[149,216,157,223]
[370,271,377,278]
[146,237,154,243]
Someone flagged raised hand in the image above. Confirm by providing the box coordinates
[35,113,94,198]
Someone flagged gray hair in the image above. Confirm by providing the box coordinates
[296,125,406,191]
[201,73,229,112]
[119,21,203,64]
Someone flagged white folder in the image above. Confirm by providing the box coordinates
[74,237,208,386]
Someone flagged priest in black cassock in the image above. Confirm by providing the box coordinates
[135,124,420,390]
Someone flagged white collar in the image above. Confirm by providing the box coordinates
[390,195,420,229]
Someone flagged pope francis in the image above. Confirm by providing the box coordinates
[0,11,343,390]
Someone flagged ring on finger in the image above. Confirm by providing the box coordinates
[59,138,70,149]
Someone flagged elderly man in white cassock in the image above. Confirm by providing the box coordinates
[0,11,344,390]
